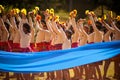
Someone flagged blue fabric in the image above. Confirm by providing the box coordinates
[0,40,120,73]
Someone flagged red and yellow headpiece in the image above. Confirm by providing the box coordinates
[85,10,89,15]
[116,15,120,21]
[21,8,27,15]
[0,5,4,13]
[36,14,41,21]
[35,6,39,11]
[46,9,50,13]
[69,9,77,18]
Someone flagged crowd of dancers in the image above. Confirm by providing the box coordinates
[0,5,120,80]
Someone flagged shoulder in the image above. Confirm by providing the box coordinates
[45,30,50,33]
[99,31,104,35]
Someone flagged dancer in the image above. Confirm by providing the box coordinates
[9,15,21,52]
[102,20,114,79]
[87,12,103,80]
[109,16,120,79]
[69,17,83,80]
[28,13,36,52]
[0,16,11,80]
[0,17,11,51]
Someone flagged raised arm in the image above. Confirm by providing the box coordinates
[64,20,71,30]
[0,18,8,32]
[91,11,98,22]
[70,18,79,32]
[77,19,88,38]
[88,13,99,32]
[46,19,54,33]
[28,15,35,43]
[102,20,114,32]
[111,20,120,32]
[28,16,34,31]
[18,19,24,34]
[10,17,18,31]
[107,14,120,32]
[6,19,13,29]
[79,22,88,37]
[6,19,14,33]
[59,26,68,40]
[51,20,61,34]
[15,14,21,23]
[0,17,9,41]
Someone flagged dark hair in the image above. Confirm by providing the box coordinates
[69,25,74,34]
[15,17,20,28]
[95,21,102,30]
[41,19,46,25]
[89,26,93,34]
[23,23,31,33]
[4,22,10,32]
[83,25,89,34]
[0,13,2,17]
[116,21,120,29]
[102,26,108,33]
[41,19,48,29]
[65,30,72,39]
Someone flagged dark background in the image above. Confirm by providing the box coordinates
[1,0,120,18]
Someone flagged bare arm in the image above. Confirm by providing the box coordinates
[91,12,98,22]
[28,16,34,31]
[18,19,24,34]
[46,20,54,33]
[6,19,14,34]
[111,21,120,32]
[70,17,80,37]
[70,18,78,32]
[80,23,88,37]
[88,13,99,32]
[0,18,8,33]
[51,20,61,34]
[65,20,71,30]
[10,17,18,31]
[15,14,21,23]
[6,19,13,29]
[107,14,120,32]
[60,27,68,41]
[102,20,114,32]
[77,19,88,38]
[0,18,9,40]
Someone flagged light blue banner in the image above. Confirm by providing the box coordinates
[0,40,120,73]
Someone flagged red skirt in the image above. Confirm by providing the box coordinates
[44,42,51,51]
[20,47,33,52]
[54,44,62,50]
[8,40,13,47]
[71,42,78,48]
[49,45,55,50]
[0,42,5,50]
[0,41,12,52]
[36,42,51,52]
[12,43,21,52]
[30,43,36,52]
